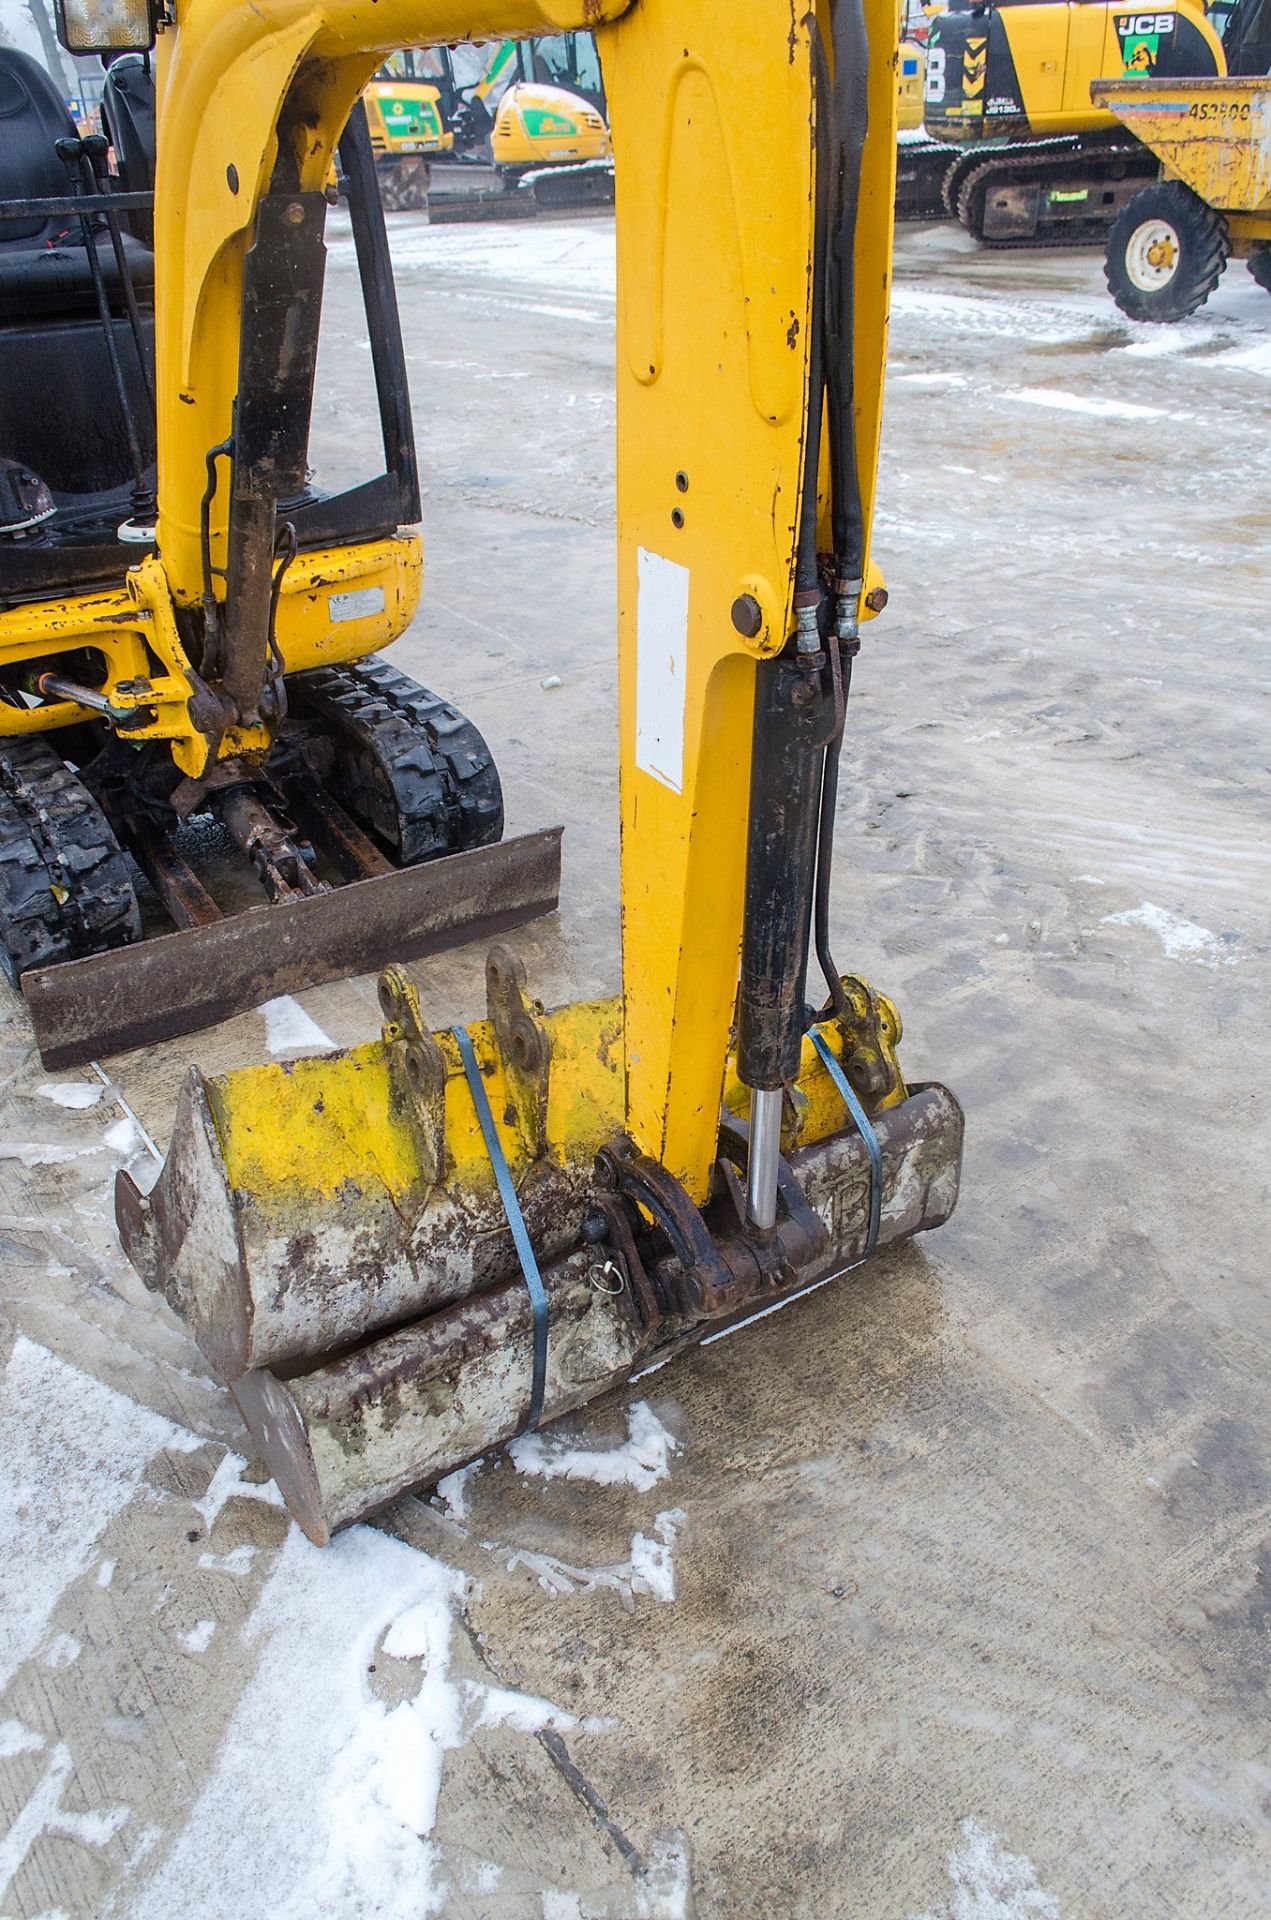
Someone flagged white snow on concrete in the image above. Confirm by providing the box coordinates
[96,1558,116,1588]
[192,1450,286,1531]
[0,1740,130,1912]
[128,1523,588,1920]
[42,1632,81,1669]
[912,1816,1061,1920]
[434,1456,485,1522]
[628,1511,686,1605]
[1006,387,1168,422]
[365,219,616,304]
[0,1337,182,1691]
[0,1720,45,1759]
[508,1400,678,1492]
[0,1141,102,1166]
[259,995,336,1057]
[198,1544,258,1576]
[503,1506,686,1611]
[176,1620,216,1655]
[104,1114,147,1159]
[36,1083,103,1110]
[1102,902,1235,969]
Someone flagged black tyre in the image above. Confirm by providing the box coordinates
[1247,249,1271,293]
[0,738,140,986]
[1104,182,1228,322]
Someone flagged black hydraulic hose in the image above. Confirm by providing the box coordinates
[824,0,870,578]
[79,136,155,417]
[813,643,852,1017]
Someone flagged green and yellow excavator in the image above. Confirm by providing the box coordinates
[920,0,1268,243]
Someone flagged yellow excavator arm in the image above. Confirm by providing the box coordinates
[119,0,964,1543]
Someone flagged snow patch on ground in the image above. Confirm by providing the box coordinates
[177,1620,216,1655]
[42,1632,81,1669]
[434,1457,485,1522]
[1006,387,1168,422]
[0,1337,183,1691]
[0,1740,130,1912]
[198,1544,258,1576]
[504,1508,687,1611]
[104,1114,147,1159]
[0,1720,45,1759]
[1102,902,1235,968]
[508,1401,678,1492]
[193,1450,287,1531]
[259,995,336,1057]
[912,1817,1061,1919]
[128,1524,588,1920]
[0,1141,101,1166]
[36,1082,103,1110]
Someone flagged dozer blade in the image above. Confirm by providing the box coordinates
[24,828,560,1069]
[117,952,963,1545]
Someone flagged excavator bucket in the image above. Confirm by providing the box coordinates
[119,953,963,1545]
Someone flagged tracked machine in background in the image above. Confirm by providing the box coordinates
[0,28,560,1067]
[921,0,1259,244]
[362,51,454,210]
[116,0,964,1543]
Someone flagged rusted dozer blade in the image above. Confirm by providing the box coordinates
[226,1087,961,1545]
[22,828,561,1069]
[119,951,962,1544]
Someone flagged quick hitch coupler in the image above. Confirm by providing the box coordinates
[738,637,832,1230]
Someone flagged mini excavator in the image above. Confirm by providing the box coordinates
[117,0,965,1544]
[0,19,561,1068]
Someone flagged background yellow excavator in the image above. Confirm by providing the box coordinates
[89,0,966,1544]
[0,18,561,1067]
[921,0,1266,243]
[361,51,454,211]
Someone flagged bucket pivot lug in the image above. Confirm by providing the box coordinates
[486,943,552,1157]
[378,964,447,1189]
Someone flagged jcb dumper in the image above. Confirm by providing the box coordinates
[0,24,559,1068]
[117,0,964,1544]
[1094,73,1271,317]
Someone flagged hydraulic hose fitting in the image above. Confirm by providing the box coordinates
[833,576,864,648]
[794,589,823,656]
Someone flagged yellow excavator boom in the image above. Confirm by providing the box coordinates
[119,0,964,1544]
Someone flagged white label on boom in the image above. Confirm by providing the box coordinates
[635,549,689,795]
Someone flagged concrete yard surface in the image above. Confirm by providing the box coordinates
[0,215,1268,1918]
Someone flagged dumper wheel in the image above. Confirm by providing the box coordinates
[0,738,140,986]
[286,657,503,865]
[1247,250,1271,294]
[1105,182,1229,323]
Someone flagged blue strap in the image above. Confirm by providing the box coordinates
[809,1026,883,1257]
[452,1023,548,1429]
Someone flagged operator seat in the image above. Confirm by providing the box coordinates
[100,54,156,246]
[0,47,154,319]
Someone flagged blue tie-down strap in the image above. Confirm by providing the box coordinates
[808,1026,883,1258]
[452,1023,548,1429]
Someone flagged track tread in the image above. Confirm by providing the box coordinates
[287,656,504,863]
[0,737,140,984]
[954,140,1157,249]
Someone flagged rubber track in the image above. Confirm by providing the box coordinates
[287,656,504,864]
[954,141,1157,249]
[0,737,139,984]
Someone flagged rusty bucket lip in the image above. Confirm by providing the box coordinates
[22,826,563,1070]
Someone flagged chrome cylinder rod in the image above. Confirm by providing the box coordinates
[746,1086,784,1230]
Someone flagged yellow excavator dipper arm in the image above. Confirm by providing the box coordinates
[121,0,964,1544]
